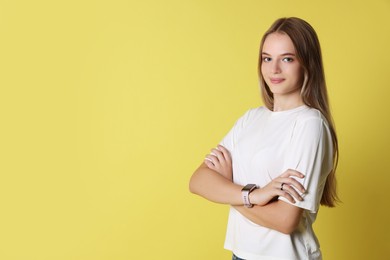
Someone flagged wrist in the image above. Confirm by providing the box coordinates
[241,184,258,208]
[249,188,260,205]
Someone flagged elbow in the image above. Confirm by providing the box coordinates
[255,220,297,235]
[278,224,298,235]
[277,217,300,235]
[189,181,195,194]
[245,201,303,234]
[274,202,302,234]
[189,164,205,195]
[188,175,198,194]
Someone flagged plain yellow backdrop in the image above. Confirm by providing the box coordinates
[1,0,389,259]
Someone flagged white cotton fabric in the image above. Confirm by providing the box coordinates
[220,105,333,260]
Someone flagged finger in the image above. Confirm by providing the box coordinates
[278,190,296,204]
[281,169,305,178]
[204,158,216,169]
[205,154,219,165]
[279,177,306,193]
[217,145,232,163]
[211,148,225,162]
[289,178,306,193]
[274,181,285,190]
[281,184,303,201]
[275,180,304,197]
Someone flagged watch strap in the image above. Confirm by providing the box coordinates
[241,184,257,208]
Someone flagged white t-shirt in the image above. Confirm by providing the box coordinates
[220,105,333,260]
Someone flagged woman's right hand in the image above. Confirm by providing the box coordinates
[250,169,306,206]
[204,145,233,181]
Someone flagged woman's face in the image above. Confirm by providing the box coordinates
[261,33,304,99]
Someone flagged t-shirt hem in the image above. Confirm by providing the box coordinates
[226,247,297,260]
[278,196,318,213]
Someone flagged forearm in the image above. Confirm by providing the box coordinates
[189,163,243,205]
[191,147,304,234]
[233,200,303,234]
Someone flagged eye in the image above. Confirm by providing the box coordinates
[263,57,271,62]
[282,57,294,62]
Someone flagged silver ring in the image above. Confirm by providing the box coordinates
[281,183,285,190]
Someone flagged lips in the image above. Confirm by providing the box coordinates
[270,78,285,84]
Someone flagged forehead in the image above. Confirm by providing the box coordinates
[262,32,296,54]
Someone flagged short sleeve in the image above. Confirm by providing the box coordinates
[278,116,334,213]
[219,108,256,153]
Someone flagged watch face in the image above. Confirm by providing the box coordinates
[243,184,256,191]
[242,184,256,208]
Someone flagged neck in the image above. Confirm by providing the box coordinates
[273,94,304,112]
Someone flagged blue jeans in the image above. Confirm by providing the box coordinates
[232,254,245,260]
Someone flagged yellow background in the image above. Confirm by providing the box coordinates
[1,0,389,259]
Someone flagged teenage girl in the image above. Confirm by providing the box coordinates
[189,17,339,260]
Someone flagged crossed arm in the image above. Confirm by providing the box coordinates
[189,145,305,234]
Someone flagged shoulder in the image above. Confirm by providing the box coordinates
[246,106,268,116]
[238,106,268,124]
[298,107,325,121]
[295,107,328,128]
[291,107,327,136]
[293,107,331,141]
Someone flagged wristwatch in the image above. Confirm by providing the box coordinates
[241,184,258,208]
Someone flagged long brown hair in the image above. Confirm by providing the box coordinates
[258,17,339,207]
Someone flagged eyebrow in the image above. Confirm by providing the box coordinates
[261,52,296,56]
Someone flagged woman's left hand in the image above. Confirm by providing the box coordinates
[204,145,233,181]
[250,169,306,206]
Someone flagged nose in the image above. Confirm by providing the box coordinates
[271,60,281,74]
